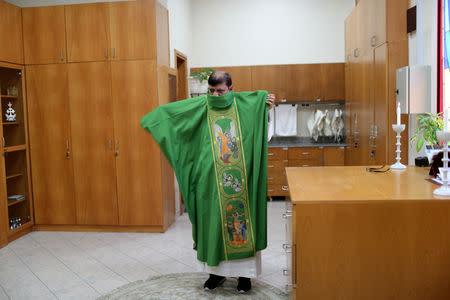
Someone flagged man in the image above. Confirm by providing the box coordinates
[141,71,275,293]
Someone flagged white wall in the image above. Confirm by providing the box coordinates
[190,0,354,68]
[167,0,192,69]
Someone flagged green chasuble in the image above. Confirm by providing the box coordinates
[141,90,268,266]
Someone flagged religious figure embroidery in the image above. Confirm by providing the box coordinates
[214,120,238,163]
[226,203,248,246]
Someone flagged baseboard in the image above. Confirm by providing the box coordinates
[33,224,166,233]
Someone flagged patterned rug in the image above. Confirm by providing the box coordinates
[97,272,289,300]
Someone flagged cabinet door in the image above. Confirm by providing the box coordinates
[111,60,163,226]
[26,64,76,225]
[0,127,7,246]
[285,64,321,101]
[320,63,345,101]
[251,65,286,101]
[324,147,345,166]
[216,66,252,92]
[0,1,23,64]
[66,3,110,63]
[68,62,118,225]
[109,0,156,61]
[22,6,66,64]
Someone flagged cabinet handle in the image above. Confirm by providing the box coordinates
[281,185,289,191]
[354,48,359,58]
[108,139,112,150]
[283,269,289,276]
[105,48,108,58]
[115,139,119,156]
[282,212,292,219]
[60,50,64,61]
[66,139,70,159]
[371,35,376,47]
[302,165,310,167]
[268,153,274,156]
[2,137,5,147]
[267,189,275,192]
[283,243,293,253]
[301,152,310,155]
[112,48,115,58]
[268,165,274,168]
[268,177,274,180]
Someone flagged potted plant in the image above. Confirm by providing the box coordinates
[410,112,444,153]
[188,67,214,95]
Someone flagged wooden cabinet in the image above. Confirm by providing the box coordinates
[324,147,345,166]
[0,63,33,246]
[110,0,156,61]
[285,64,321,101]
[26,64,76,225]
[68,62,118,225]
[111,60,162,226]
[268,146,344,197]
[22,6,67,64]
[251,65,286,101]
[0,0,23,64]
[345,0,408,165]
[320,64,345,101]
[65,3,111,63]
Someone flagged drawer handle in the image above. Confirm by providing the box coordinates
[268,189,275,192]
[268,153,274,156]
[283,243,292,253]
[301,152,310,155]
[268,165,274,168]
[302,165,310,167]
[281,186,289,191]
[283,269,289,276]
[268,177,274,180]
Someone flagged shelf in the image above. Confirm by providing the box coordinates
[7,197,26,207]
[2,122,20,125]
[4,144,26,152]
[7,221,32,237]
[6,173,22,180]
[1,95,18,99]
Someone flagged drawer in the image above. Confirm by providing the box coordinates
[268,173,287,185]
[267,183,290,196]
[267,160,288,171]
[268,147,288,161]
[288,158,324,167]
[288,147,324,160]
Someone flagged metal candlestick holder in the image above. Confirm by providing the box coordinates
[391,124,406,170]
[434,131,450,196]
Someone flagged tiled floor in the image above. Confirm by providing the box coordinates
[0,201,289,300]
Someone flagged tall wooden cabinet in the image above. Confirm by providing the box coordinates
[0,63,34,248]
[26,64,76,225]
[21,0,174,232]
[344,0,408,166]
[68,62,119,225]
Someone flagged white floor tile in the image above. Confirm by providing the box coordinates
[53,280,99,300]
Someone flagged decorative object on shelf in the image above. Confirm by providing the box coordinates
[391,102,406,170]
[7,194,25,201]
[5,102,16,122]
[433,130,450,196]
[9,217,22,230]
[189,67,214,96]
[6,85,18,96]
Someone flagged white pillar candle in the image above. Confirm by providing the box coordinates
[397,102,401,125]
[444,108,449,132]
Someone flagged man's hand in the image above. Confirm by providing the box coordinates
[266,94,275,109]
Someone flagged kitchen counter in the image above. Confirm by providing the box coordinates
[285,166,450,299]
[268,136,346,148]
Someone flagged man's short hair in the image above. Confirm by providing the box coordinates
[208,71,232,87]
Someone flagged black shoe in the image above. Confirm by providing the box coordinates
[237,277,251,293]
[204,274,226,290]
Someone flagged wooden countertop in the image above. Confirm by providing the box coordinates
[286,166,447,203]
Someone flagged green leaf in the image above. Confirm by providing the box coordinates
[416,137,424,153]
